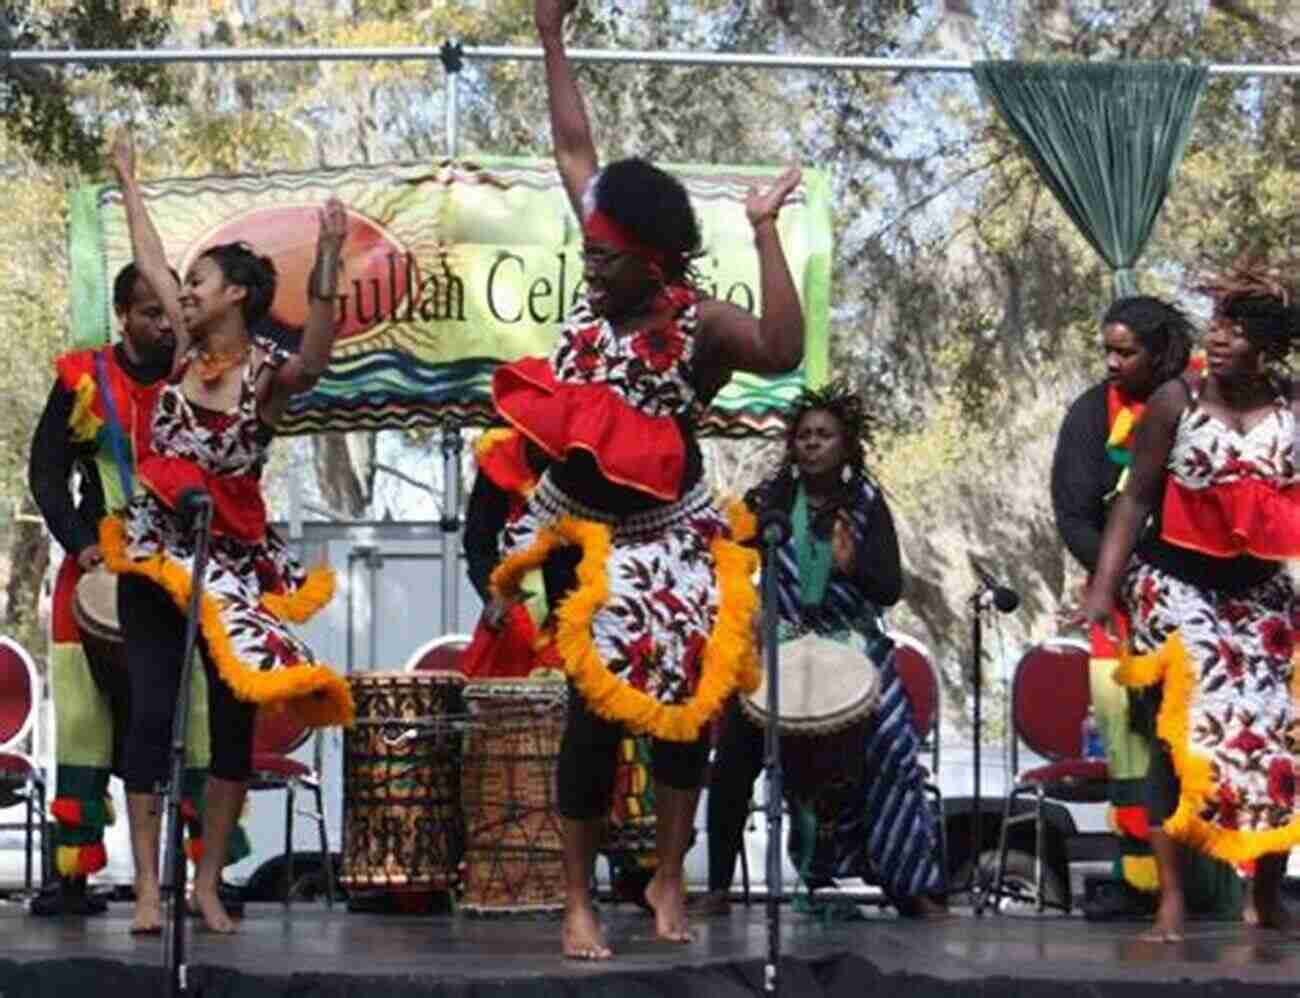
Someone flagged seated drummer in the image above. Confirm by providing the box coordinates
[697,382,948,917]
[27,260,178,916]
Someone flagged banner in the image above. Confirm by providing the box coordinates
[68,157,831,437]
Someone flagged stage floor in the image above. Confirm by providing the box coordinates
[6,899,1300,988]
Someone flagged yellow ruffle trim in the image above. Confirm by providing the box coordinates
[489,504,759,742]
[68,373,102,444]
[100,516,353,729]
[1121,855,1159,893]
[261,566,335,623]
[1115,632,1300,864]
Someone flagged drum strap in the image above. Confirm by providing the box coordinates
[93,350,135,504]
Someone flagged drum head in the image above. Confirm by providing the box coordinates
[743,633,879,733]
[73,568,121,644]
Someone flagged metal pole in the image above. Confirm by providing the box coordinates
[163,495,214,998]
[970,593,984,916]
[439,427,463,636]
[434,41,466,640]
[7,46,1300,77]
[757,508,790,996]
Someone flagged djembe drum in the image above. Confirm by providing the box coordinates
[459,678,567,914]
[340,671,466,897]
[741,632,880,812]
[72,566,124,659]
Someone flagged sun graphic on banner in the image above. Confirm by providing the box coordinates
[182,203,419,344]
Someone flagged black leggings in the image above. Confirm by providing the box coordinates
[555,684,710,820]
[118,574,256,792]
[705,698,764,891]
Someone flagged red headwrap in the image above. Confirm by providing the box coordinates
[583,208,668,271]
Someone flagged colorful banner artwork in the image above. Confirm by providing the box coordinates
[68,157,831,437]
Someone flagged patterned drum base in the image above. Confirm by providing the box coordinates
[341,671,466,891]
[460,680,567,914]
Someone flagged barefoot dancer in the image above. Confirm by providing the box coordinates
[104,133,353,934]
[1085,264,1300,942]
[491,0,804,959]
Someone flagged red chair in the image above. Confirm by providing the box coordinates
[403,633,472,673]
[0,637,48,893]
[891,632,940,774]
[979,638,1107,914]
[250,705,333,907]
[890,632,946,875]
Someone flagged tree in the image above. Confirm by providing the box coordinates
[0,0,179,172]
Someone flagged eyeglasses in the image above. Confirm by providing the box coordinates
[581,245,629,271]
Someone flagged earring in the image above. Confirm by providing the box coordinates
[841,464,853,484]
[790,464,799,481]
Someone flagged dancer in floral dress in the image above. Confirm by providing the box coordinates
[493,0,805,960]
[101,133,352,934]
[1086,263,1300,941]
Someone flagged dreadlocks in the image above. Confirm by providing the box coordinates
[781,381,873,479]
[748,381,875,525]
[1194,256,1300,362]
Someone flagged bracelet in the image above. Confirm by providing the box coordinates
[751,212,779,231]
[307,261,340,301]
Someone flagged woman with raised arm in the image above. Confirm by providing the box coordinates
[488,0,804,960]
[1084,264,1300,943]
[104,134,352,934]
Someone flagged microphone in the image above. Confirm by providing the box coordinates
[971,561,1020,613]
[757,508,792,549]
[176,487,212,532]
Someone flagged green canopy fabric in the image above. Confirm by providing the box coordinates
[972,62,1207,298]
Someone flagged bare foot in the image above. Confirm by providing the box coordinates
[645,871,692,943]
[193,884,237,934]
[130,882,162,935]
[1137,895,1185,943]
[563,898,611,960]
[691,888,731,917]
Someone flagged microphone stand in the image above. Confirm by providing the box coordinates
[757,509,790,996]
[965,576,1019,916]
[968,586,987,916]
[164,495,214,998]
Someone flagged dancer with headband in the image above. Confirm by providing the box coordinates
[488,0,804,960]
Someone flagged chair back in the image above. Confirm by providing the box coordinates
[890,631,940,774]
[0,638,38,751]
[890,632,939,739]
[253,704,311,758]
[1010,638,1090,764]
[404,633,472,673]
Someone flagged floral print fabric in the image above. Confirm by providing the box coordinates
[1167,403,1299,491]
[501,477,724,706]
[549,287,701,420]
[119,342,322,676]
[1124,560,1300,848]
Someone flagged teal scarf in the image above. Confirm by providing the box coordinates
[793,485,833,607]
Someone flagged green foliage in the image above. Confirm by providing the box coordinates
[0,0,179,173]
